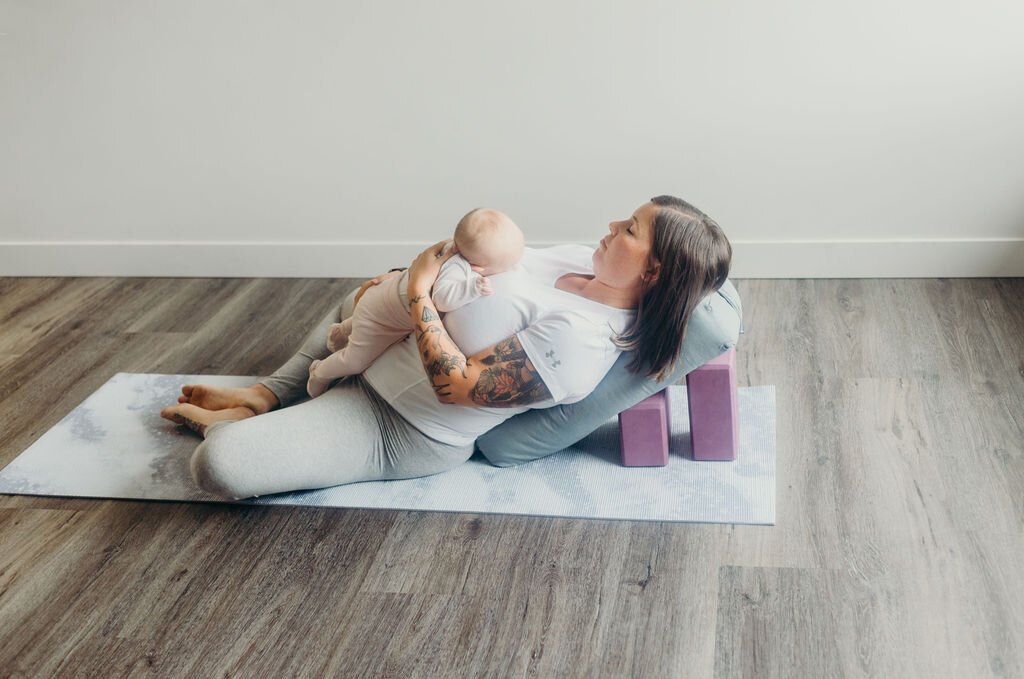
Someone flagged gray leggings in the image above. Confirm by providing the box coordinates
[190,294,475,500]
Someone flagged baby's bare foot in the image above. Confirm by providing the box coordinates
[307,360,335,398]
[177,384,277,415]
[160,403,256,437]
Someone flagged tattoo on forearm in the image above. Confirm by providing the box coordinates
[470,363,550,406]
[415,317,467,387]
[432,350,467,379]
[410,295,427,304]
[412,302,551,407]
[480,336,528,366]
[469,336,552,407]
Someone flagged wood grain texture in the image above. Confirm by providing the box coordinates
[0,276,1022,678]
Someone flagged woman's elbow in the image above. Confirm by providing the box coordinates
[433,388,476,407]
[425,373,478,407]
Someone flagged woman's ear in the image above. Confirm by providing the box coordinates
[645,258,661,286]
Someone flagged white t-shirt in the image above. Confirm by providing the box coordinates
[362,245,634,446]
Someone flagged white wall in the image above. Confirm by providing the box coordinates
[2,0,1023,277]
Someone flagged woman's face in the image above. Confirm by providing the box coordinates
[593,202,658,291]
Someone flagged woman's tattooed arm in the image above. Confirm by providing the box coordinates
[409,295,552,407]
[468,337,552,406]
[411,295,469,401]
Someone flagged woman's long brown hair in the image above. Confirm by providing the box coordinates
[615,195,732,381]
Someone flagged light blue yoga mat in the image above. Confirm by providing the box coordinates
[0,373,776,524]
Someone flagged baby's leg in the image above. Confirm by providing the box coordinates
[310,282,413,382]
[259,291,356,407]
[313,323,411,381]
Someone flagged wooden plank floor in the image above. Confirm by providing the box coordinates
[0,277,1021,678]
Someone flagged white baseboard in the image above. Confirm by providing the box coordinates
[731,238,1024,278]
[1,239,1022,278]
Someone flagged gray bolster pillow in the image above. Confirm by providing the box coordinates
[475,279,743,466]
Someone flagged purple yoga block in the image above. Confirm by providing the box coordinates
[619,390,670,467]
[686,348,739,461]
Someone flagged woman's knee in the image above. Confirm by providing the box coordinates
[190,436,251,500]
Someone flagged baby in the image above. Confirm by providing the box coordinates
[306,208,525,398]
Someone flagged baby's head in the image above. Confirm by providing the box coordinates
[453,208,524,276]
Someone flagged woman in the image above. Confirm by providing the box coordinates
[160,195,732,499]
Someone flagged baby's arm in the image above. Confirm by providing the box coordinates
[431,256,490,312]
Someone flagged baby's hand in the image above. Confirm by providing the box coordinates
[475,276,493,296]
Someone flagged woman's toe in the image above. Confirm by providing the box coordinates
[160,405,183,423]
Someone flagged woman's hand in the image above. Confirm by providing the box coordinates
[407,239,457,298]
[354,270,403,309]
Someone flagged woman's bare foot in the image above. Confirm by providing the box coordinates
[176,384,278,415]
[160,403,256,437]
